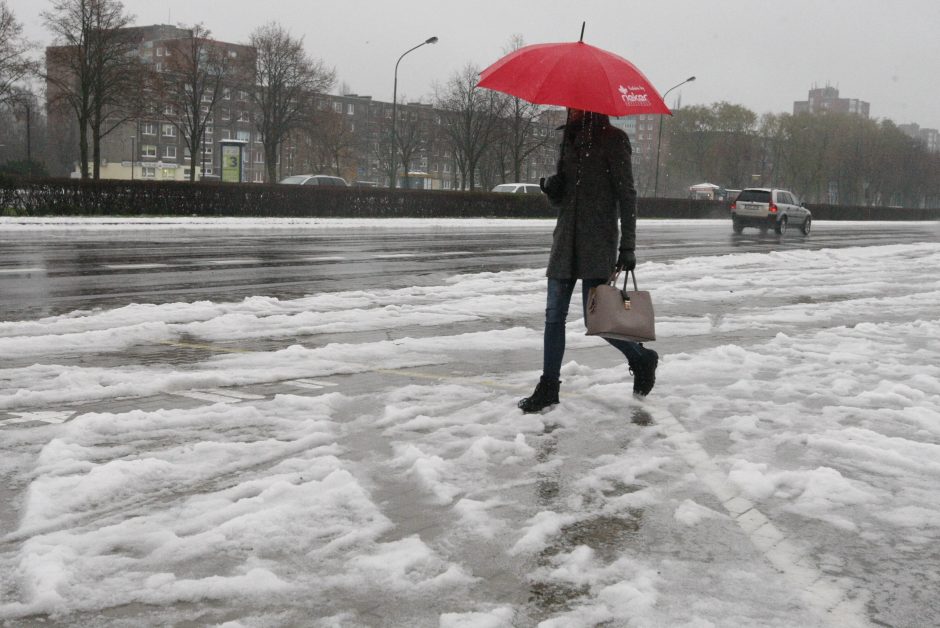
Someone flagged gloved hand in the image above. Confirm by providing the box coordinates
[539,173,566,204]
[617,249,636,272]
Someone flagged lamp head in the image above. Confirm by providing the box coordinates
[425,36,439,44]
[687,76,696,82]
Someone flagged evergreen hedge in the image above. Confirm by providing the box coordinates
[1,176,937,220]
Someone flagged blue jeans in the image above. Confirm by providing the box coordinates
[542,277,644,382]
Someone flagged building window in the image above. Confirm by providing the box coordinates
[141,145,157,158]
[237,111,250,122]
[333,102,342,113]
[142,166,156,177]
[202,145,213,156]
[255,151,263,164]
[203,167,213,176]
[156,47,164,57]
[155,63,163,73]
[238,90,248,101]
[228,50,237,59]
[223,88,231,100]
[205,126,213,137]
[221,108,230,121]
[163,104,175,116]
[161,168,173,179]
[141,123,156,135]
[236,130,250,142]
[183,168,191,178]
[253,171,264,183]
[163,146,177,159]
[347,103,355,115]
[162,124,176,137]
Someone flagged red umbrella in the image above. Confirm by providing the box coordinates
[477,37,671,117]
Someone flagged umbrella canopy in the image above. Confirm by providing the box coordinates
[477,41,671,117]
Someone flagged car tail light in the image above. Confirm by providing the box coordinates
[730,201,736,210]
[769,203,778,213]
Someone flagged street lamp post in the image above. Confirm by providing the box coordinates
[390,36,438,189]
[22,100,31,176]
[129,136,136,180]
[653,76,696,198]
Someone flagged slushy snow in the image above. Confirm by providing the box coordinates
[1,227,938,627]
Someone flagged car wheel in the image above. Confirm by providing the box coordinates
[801,216,812,235]
[775,216,788,235]
[732,218,744,234]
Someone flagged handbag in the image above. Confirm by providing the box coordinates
[585,270,656,342]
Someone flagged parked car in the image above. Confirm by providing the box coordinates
[492,183,543,194]
[279,174,349,187]
[730,188,812,235]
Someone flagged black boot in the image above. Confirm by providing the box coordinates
[629,346,659,396]
[518,376,560,413]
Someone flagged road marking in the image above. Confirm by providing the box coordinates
[170,390,246,404]
[200,388,265,400]
[649,408,868,627]
[198,259,261,265]
[286,378,338,390]
[158,340,252,354]
[102,263,169,270]
[0,267,45,275]
[0,411,73,427]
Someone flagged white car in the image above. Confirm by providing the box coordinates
[279,174,349,187]
[492,183,543,194]
[730,188,812,235]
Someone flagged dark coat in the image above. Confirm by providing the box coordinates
[545,117,637,279]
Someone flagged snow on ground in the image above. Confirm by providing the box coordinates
[1,237,939,627]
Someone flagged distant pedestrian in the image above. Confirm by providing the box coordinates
[518,108,659,413]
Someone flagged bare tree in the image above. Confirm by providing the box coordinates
[394,101,432,189]
[157,24,241,181]
[244,22,335,183]
[435,63,506,190]
[43,0,136,179]
[496,35,552,183]
[301,108,357,177]
[0,1,36,105]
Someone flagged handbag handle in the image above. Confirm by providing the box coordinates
[609,269,640,291]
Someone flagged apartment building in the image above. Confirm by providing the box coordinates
[898,123,940,153]
[45,24,259,181]
[46,23,561,187]
[793,85,870,117]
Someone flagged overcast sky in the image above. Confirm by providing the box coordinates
[10,0,940,129]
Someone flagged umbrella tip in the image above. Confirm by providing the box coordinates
[579,21,585,42]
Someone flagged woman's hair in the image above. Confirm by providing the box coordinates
[564,110,611,143]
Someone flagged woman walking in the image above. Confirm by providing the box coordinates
[519,108,659,414]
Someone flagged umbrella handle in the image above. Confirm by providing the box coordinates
[579,22,585,42]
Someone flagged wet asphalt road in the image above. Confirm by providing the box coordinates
[1,220,938,321]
